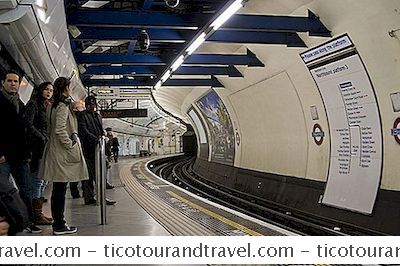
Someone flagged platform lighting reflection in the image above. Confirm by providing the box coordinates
[210,0,243,30]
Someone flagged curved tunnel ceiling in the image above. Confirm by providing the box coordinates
[64,0,331,124]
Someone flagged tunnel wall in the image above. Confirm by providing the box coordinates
[181,0,400,189]
[153,0,400,233]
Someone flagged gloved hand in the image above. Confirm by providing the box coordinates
[70,133,79,146]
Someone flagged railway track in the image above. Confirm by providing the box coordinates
[149,156,385,236]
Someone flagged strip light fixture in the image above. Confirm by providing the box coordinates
[171,55,185,71]
[153,0,244,90]
[160,70,171,82]
[186,32,206,55]
[210,0,243,30]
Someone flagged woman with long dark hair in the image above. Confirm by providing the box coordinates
[40,77,88,235]
[23,81,54,225]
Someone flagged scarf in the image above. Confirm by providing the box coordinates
[1,87,20,114]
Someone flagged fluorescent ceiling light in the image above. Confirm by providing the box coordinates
[68,25,81,38]
[171,75,211,79]
[171,55,185,72]
[91,75,123,79]
[93,40,127,47]
[210,0,243,30]
[161,70,171,82]
[186,32,206,55]
[82,1,110,8]
[154,81,162,90]
[111,63,123,67]
[97,89,113,94]
[83,45,110,54]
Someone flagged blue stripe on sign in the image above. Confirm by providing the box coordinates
[391,128,400,136]
[312,132,325,138]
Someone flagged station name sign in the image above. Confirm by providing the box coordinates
[100,109,148,118]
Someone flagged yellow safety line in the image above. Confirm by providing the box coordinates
[135,163,153,182]
[167,191,263,236]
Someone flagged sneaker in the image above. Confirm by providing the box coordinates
[26,224,42,234]
[106,198,116,205]
[53,225,78,235]
[106,183,115,189]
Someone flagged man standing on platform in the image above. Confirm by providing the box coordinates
[77,96,116,205]
[0,70,41,233]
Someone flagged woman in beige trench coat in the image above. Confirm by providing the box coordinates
[40,77,88,235]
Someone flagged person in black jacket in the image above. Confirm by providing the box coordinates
[0,69,41,233]
[78,96,116,205]
[23,82,53,225]
[111,136,120,163]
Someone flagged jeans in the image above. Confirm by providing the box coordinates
[9,161,34,225]
[32,172,48,199]
[32,159,47,199]
[51,182,68,230]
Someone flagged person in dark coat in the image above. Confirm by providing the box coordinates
[111,135,120,163]
[78,96,116,205]
[0,69,41,233]
[23,81,53,225]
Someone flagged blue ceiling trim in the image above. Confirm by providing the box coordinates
[164,77,224,87]
[142,0,153,10]
[174,66,242,77]
[67,10,202,29]
[83,65,242,77]
[208,31,306,47]
[73,27,187,42]
[185,49,264,67]
[76,51,263,67]
[75,53,166,65]
[85,77,224,87]
[127,40,137,55]
[223,10,331,37]
[85,78,154,87]
[84,66,162,75]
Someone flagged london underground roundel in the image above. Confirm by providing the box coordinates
[392,117,400,145]
[312,123,324,146]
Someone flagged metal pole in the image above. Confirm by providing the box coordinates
[95,136,107,225]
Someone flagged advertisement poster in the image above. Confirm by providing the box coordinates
[196,90,235,165]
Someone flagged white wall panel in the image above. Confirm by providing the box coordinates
[229,71,308,177]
